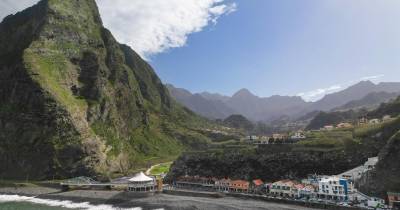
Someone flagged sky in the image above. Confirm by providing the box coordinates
[1,0,400,101]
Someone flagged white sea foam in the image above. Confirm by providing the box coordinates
[0,194,144,210]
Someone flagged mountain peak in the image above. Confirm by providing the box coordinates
[353,80,375,87]
[0,0,208,179]
[233,88,255,98]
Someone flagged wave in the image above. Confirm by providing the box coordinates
[0,194,161,210]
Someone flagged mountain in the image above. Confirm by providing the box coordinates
[355,98,400,197]
[309,81,400,112]
[367,96,400,119]
[0,0,211,180]
[166,84,235,119]
[168,81,400,123]
[223,114,254,131]
[333,91,399,111]
[227,90,309,122]
[200,92,230,102]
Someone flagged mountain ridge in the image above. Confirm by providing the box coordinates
[168,81,400,122]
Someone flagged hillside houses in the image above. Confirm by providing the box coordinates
[321,125,335,131]
[246,132,307,145]
[319,115,396,131]
[337,122,353,129]
[172,173,388,208]
[290,132,306,140]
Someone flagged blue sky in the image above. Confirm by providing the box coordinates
[150,0,400,101]
[1,0,400,101]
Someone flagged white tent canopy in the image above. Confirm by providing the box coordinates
[129,172,153,182]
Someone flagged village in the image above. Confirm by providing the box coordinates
[57,155,400,210]
[170,156,399,210]
[55,114,400,210]
[243,115,395,145]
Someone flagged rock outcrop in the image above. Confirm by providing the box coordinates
[0,0,208,179]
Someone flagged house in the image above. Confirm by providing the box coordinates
[388,192,400,209]
[291,184,305,198]
[318,176,349,201]
[301,174,322,187]
[229,180,250,193]
[215,178,231,192]
[358,117,368,125]
[337,122,353,129]
[299,185,317,199]
[272,134,288,140]
[291,183,317,199]
[245,135,259,141]
[369,118,380,124]
[290,132,306,140]
[254,139,270,145]
[322,125,334,131]
[251,179,264,193]
[270,180,296,197]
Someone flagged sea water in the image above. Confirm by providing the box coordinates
[0,202,69,210]
[0,194,148,210]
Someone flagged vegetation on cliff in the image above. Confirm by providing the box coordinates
[0,0,215,180]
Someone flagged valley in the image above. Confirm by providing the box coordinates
[0,0,399,209]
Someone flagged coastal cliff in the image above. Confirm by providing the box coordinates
[0,0,209,179]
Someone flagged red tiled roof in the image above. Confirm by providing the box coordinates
[253,179,264,186]
[294,184,305,189]
[230,180,249,185]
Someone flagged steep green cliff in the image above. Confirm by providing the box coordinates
[0,0,209,179]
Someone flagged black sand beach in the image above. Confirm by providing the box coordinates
[0,187,322,210]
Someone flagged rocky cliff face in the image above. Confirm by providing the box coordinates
[0,0,208,179]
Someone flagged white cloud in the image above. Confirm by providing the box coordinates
[96,0,237,59]
[359,74,385,82]
[298,74,386,102]
[0,0,237,59]
[297,85,343,102]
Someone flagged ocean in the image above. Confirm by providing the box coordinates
[0,202,68,210]
[0,194,145,210]
[0,193,320,210]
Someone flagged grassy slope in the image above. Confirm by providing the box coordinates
[0,0,219,179]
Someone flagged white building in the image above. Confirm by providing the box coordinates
[128,172,156,192]
[245,135,259,141]
[290,132,306,140]
[318,176,350,201]
[299,184,317,199]
[270,180,296,197]
[321,125,334,131]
